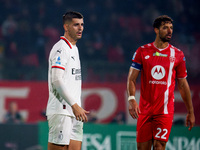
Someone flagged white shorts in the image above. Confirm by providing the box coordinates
[47,114,83,145]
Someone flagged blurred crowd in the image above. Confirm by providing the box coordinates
[0,0,199,83]
[2,101,24,124]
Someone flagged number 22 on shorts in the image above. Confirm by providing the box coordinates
[155,128,168,140]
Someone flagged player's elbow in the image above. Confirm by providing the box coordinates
[177,78,187,89]
[52,78,63,89]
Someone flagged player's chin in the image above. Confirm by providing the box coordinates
[76,35,82,39]
[162,38,171,42]
[166,38,171,42]
[166,36,172,41]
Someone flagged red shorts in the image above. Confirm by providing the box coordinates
[136,114,173,143]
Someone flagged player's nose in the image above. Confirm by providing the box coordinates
[168,28,172,34]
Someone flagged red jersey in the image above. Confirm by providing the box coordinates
[132,42,187,115]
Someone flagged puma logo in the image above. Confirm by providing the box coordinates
[71,56,75,60]
[57,50,62,53]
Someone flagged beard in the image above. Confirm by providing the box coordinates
[159,33,171,42]
[160,36,171,42]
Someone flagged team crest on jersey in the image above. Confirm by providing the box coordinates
[169,56,175,62]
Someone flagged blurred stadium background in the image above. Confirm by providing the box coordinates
[0,0,200,149]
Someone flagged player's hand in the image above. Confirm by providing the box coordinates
[128,99,140,119]
[186,112,195,131]
[71,103,90,122]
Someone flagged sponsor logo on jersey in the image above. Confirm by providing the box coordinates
[153,52,167,57]
[72,68,81,80]
[151,65,165,80]
[72,68,81,75]
[149,80,167,85]
[75,75,81,80]
[149,65,167,85]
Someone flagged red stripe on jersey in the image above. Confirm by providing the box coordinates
[60,37,72,49]
[52,66,65,70]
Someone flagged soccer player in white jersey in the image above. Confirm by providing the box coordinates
[46,11,89,150]
[127,15,195,150]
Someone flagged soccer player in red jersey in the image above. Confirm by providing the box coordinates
[127,15,195,150]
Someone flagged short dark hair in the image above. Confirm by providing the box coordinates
[62,11,83,24]
[153,15,173,29]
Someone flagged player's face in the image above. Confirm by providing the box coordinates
[66,18,84,41]
[158,21,173,42]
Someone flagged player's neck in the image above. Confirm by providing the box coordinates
[154,39,169,49]
[64,34,77,45]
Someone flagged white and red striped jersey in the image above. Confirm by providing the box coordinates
[131,42,187,115]
[46,36,82,117]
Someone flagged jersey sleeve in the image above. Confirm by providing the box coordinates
[131,47,142,70]
[51,47,69,70]
[176,51,187,78]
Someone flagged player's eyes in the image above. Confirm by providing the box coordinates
[74,23,84,27]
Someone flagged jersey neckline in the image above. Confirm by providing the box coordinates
[152,42,170,51]
[60,36,72,49]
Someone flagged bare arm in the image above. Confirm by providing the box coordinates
[127,67,140,119]
[177,78,195,130]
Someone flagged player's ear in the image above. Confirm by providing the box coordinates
[154,28,159,34]
[63,23,68,32]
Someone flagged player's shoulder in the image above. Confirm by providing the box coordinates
[49,39,71,59]
[137,42,154,51]
[170,44,184,55]
[141,42,153,48]
[55,39,71,50]
[52,39,71,53]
